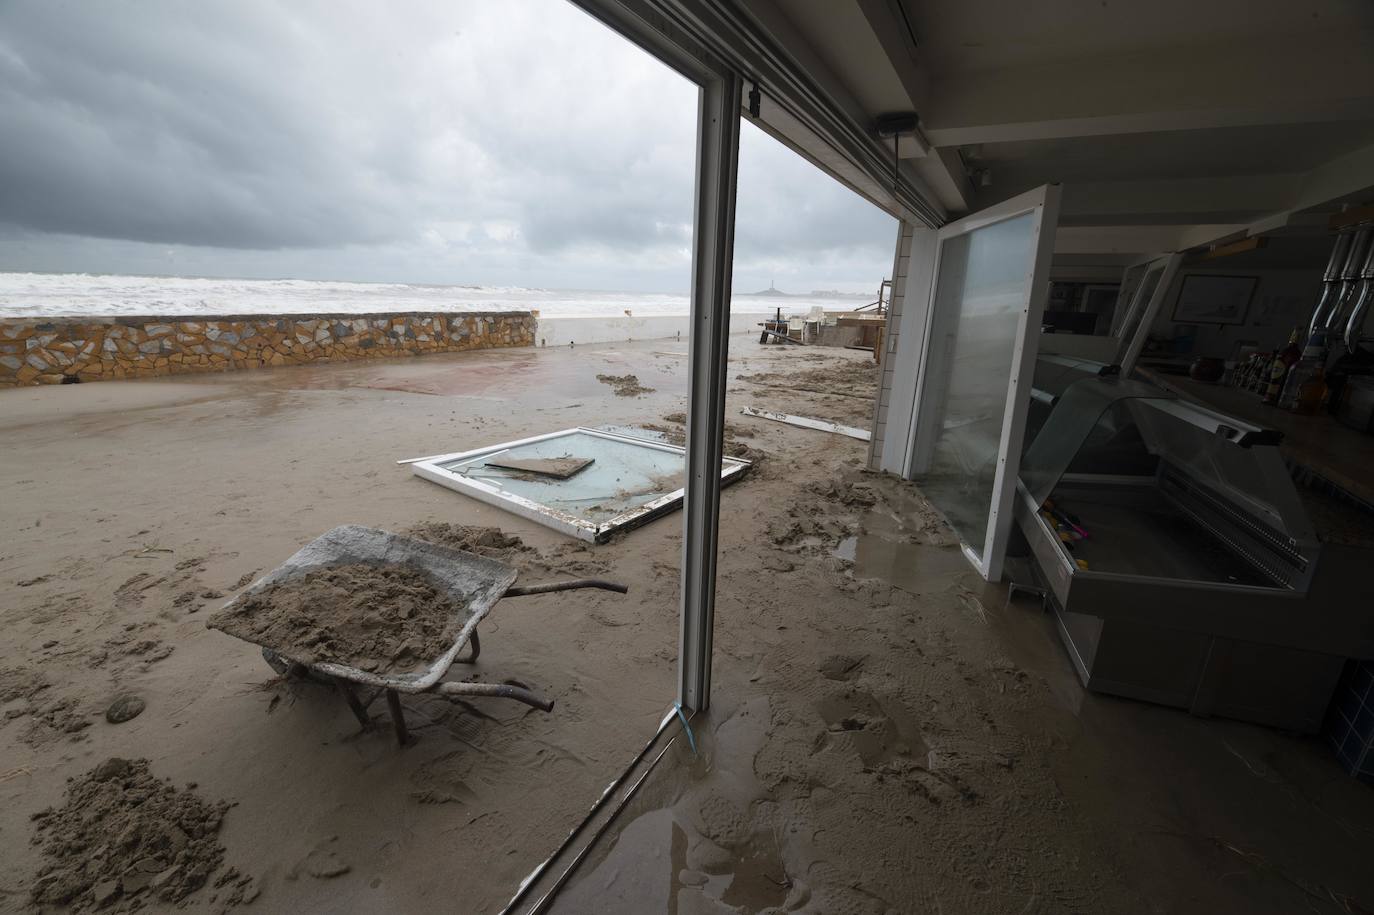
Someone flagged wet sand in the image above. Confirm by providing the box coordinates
[2,338,1373,913]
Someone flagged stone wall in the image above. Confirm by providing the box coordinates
[0,312,535,387]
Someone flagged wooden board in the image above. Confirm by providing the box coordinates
[484,455,594,479]
[740,406,871,441]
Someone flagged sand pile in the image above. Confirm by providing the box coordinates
[404,522,529,557]
[28,758,237,911]
[737,358,878,425]
[206,563,465,672]
[650,413,765,463]
[595,373,654,396]
[739,359,877,399]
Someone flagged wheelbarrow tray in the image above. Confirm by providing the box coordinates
[208,524,518,693]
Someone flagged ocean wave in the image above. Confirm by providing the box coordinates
[0,272,870,319]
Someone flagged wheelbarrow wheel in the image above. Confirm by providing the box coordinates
[262,647,289,676]
[262,648,333,685]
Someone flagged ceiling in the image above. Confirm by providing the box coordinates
[909,0,1373,75]
[967,121,1374,186]
[741,0,1374,256]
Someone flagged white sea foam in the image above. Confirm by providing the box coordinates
[0,271,872,319]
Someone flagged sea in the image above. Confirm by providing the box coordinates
[0,272,873,320]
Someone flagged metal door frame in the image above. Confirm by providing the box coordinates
[1118,253,1183,374]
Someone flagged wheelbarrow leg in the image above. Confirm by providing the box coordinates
[385,689,412,746]
[334,679,371,731]
[457,629,480,664]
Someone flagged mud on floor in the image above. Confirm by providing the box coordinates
[28,757,254,912]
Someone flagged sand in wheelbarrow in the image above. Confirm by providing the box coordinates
[206,563,466,673]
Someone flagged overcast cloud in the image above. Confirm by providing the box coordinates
[0,1,896,293]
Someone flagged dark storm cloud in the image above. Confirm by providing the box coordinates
[0,0,895,291]
[0,2,417,248]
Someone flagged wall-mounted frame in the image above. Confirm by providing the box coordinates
[409,427,750,544]
[1172,274,1258,325]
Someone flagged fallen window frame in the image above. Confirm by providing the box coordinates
[408,426,750,544]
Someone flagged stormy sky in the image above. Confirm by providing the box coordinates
[0,1,897,294]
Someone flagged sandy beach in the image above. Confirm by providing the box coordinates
[3,338,1373,913]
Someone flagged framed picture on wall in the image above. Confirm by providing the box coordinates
[1171,274,1257,325]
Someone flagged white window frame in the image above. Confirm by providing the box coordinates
[410,427,751,544]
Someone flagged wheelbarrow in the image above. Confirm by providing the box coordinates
[207,524,627,745]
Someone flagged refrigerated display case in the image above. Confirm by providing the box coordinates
[1014,375,1374,730]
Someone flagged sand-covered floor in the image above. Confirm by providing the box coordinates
[2,339,1373,914]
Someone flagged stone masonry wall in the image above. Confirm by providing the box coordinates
[0,312,535,387]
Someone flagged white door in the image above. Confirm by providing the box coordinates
[903,185,1061,581]
[1114,253,1182,374]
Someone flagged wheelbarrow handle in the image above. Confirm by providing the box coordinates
[502,578,629,598]
[434,681,555,712]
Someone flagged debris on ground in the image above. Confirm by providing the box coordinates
[28,758,236,912]
[595,373,655,397]
[485,455,594,479]
[105,695,146,724]
[736,359,878,426]
[228,571,260,591]
[647,414,765,464]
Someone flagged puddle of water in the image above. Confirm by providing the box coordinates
[834,535,857,561]
[719,834,789,910]
[832,518,970,595]
[555,803,788,913]
[828,497,974,595]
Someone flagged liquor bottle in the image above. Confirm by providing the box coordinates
[1278,331,1327,410]
[1250,351,1274,393]
[1263,330,1302,403]
[1293,365,1328,415]
[1233,353,1254,388]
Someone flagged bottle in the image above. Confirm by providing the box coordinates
[1278,331,1327,410]
[1233,353,1255,388]
[1293,365,1327,415]
[1253,350,1269,390]
[1263,330,1302,404]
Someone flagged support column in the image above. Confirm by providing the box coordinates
[677,70,742,714]
[868,221,916,471]
[872,221,938,477]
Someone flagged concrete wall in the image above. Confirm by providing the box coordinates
[0,311,535,387]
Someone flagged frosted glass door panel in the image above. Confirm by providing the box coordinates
[1113,264,1164,363]
[914,211,1036,561]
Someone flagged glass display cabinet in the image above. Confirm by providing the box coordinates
[1014,375,1373,731]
